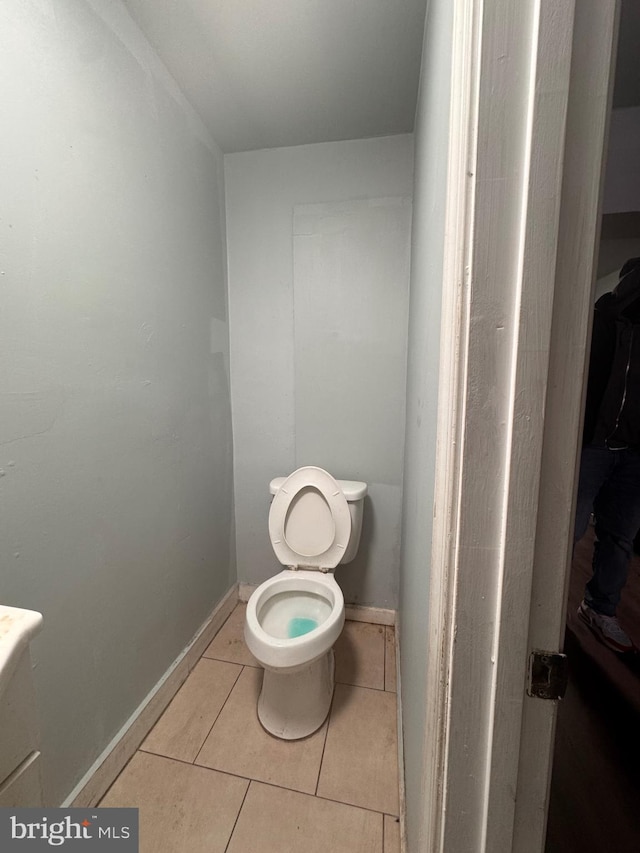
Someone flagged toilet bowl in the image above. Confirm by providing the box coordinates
[244,466,367,740]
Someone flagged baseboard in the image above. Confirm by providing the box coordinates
[239,582,396,626]
[345,604,396,626]
[237,582,256,603]
[63,584,239,808]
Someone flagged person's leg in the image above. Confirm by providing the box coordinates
[587,449,640,616]
[574,444,615,544]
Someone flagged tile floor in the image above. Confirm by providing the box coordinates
[100,604,401,852]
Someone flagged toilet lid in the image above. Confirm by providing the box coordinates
[268,467,351,570]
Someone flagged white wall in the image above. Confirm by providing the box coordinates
[0,0,234,805]
[225,136,413,608]
[399,0,453,849]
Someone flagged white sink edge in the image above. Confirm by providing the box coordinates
[0,606,43,699]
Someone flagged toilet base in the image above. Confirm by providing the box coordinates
[257,650,335,740]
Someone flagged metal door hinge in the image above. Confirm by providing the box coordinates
[527,650,568,700]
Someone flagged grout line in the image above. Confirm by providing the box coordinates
[133,750,401,821]
[256,779,400,819]
[138,749,249,779]
[223,779,252,853]
[312,792,401,820]
[314,687,334,796]
[203,654,259,669]
[193,602,248,765]
[136,748,215,770]
[335,678,387,692]
[331,682,395,698]
[138,747,190,764]
[307,794,400,821]
[192,664,245,766]
[136,741,400,819]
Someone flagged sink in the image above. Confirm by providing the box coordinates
[0,606,43,699]
[0,605,43,806]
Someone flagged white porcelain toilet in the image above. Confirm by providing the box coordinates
[244,466,367,739]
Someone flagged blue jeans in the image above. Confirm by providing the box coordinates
[574,444,640,616]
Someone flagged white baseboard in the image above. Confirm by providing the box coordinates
[237,582,256,602]
[239,582,396,626]
[345,604,396,626]
[63,584,239,808]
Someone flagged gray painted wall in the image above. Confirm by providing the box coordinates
[0,0,234,805]
[225,136,413,608]
[399,0,453,849]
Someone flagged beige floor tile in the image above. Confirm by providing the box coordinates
[141,658,241,762]
[384,626,397,692]
[227,781,383,853]
[100,751,248,853]
[334,621,386,690]
[317,683,399,815]
[384,814,401,853]
[195,666,327,794]
[202,603,258,667]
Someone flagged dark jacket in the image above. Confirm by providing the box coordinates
[583,258,640,449]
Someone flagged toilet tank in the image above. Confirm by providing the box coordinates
[269,476,367,564]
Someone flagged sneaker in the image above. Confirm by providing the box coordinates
[578,600,634,653]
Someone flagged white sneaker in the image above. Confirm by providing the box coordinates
[578,600,634,653]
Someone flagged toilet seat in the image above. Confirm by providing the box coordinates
[245,569,345,671]
[268,466,351,571]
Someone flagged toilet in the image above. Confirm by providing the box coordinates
[244,466,367,739]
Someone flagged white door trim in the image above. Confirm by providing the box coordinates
[417,0,481,849]
[421,0,618,850]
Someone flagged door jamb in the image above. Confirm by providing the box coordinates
[419,0,619,850]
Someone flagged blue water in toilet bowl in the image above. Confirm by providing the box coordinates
[287,617,318,638]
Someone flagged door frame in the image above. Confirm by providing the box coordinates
[421,1,619,850]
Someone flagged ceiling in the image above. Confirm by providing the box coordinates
[122,0,428,153]
[122,0,639,156]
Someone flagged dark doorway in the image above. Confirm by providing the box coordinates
[545,529,640,852]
